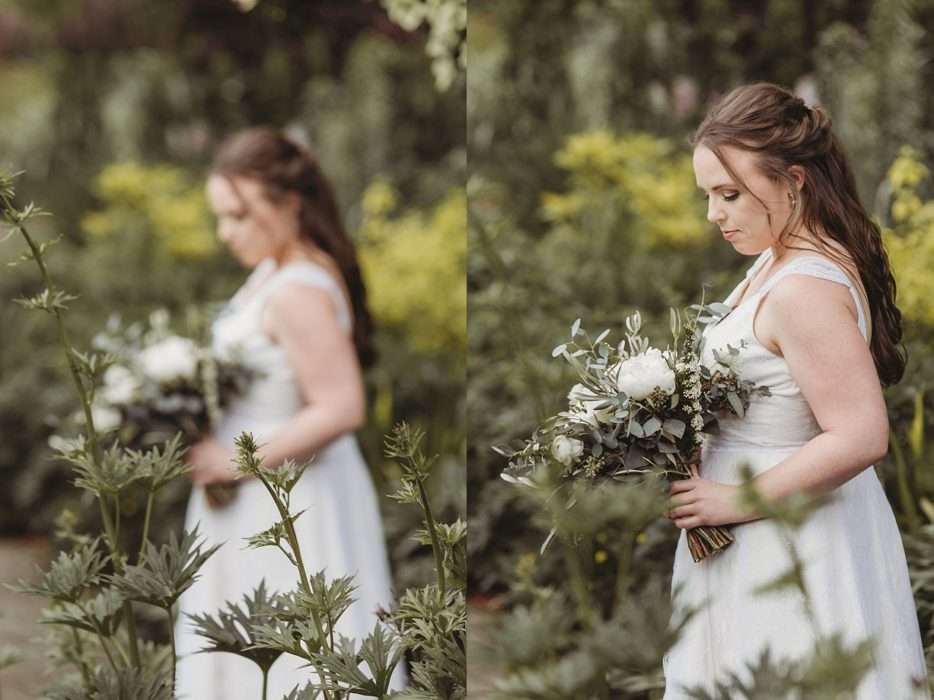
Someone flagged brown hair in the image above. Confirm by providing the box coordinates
[211,127,375,368]
[692,83,906,386]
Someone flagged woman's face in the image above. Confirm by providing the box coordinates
[206,174,300,268]
[692,144,794,256]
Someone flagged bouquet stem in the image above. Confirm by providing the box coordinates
[685,524,734,562]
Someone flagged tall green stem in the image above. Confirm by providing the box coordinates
[76,601,119,673]
[15,219,141,669]
[417,479,446,599]
[70,628,93,690]
[261,668,269,700]
[14,221,101,465]
[140,491,155,555]
[167,606,177,695]
[257,478,333,700]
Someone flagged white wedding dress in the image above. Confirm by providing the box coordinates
[663,250,929,698]
[174,258,405,699]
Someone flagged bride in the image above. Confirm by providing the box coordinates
[174,127,405,698]
[663,84,928,698]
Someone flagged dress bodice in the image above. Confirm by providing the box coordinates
[700,249,869,452]
[211,258,353,448]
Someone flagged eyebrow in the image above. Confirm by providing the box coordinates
[697,183,738,192]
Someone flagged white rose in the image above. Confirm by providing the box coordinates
[91,404,122,433]
[551,435,584,467]
[101,365,140,405]
[614,348,676,401]
[137,336,199,383]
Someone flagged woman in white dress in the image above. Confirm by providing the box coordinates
[663,84,929,698]
[174,128,404,699]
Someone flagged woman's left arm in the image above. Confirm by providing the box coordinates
[257,281,366,467]
[189,282,364,485]
[749,275,888,497]
[670,275,889,528]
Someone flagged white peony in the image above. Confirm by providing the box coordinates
[137,336,199,383]
[614,348,676,401]
[551,435,584,467]
[101,365,141,405]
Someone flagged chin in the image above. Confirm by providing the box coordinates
[234,251,263,268]
[731,240,765,256]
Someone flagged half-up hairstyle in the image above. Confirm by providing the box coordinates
[211,127,375,369]
[692,83,906,386]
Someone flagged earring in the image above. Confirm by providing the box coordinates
[789,192,797,208]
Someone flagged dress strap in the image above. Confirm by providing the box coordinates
[725,249,772,307]
[256,261,353,332]
[757,256,869,341]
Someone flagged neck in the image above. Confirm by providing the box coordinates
[769,227,822,263]
[273,241,318,267]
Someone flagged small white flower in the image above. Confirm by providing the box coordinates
[551,435,584,467]
[91,404,122,433]
[568,383,616,426]
[691,414,705,432]
[137,335,199,383]
[614,348,676,401]
[100,365,140,405]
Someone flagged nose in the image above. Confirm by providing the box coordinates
[706,198,725,225]
[217,219,235,244]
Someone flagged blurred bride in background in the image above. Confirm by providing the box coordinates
[174,127,405,699]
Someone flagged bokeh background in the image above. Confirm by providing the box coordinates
[0,1,464,697]
[467,0,934,696]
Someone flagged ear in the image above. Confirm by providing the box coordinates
[788,165,806,192]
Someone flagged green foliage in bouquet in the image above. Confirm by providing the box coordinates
[499,310,769,562]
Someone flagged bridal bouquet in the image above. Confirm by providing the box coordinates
[500,305,770,561]
[86,310,254,505]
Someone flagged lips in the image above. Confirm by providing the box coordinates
[721,229,738,240]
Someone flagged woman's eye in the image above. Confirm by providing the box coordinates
[723,192,739,202]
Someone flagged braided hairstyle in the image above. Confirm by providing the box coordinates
[212,127,375,368]
[693,83,906,386]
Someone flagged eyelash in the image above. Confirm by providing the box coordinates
[703,192,740,202]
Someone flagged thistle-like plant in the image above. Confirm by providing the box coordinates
[109,525,222,683]
[384,423,467,700]
[190,424,466,700]
[8,539,109,604]
[1,172,221,694]
[187,580,289,695]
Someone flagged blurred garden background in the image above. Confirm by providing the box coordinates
[0,1,465,697]
[467,0,934,696]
